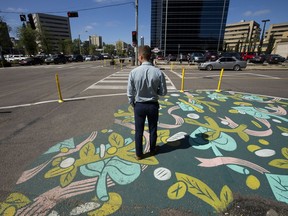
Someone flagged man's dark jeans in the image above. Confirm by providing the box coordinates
[134,102,159,157]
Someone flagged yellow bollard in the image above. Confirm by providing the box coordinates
[55,73,64,103]
[180,67,185,92]
[170,62,173,71]
[216,68,224,92]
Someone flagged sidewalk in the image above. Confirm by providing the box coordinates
[1,90,288,215]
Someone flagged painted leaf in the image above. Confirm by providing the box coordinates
[80,161,104,177]
[109,132,124,148]
[44,166,74,178]
[219,185,233,210]
[266,173,288,204]
[282,147,288,159]
[60,166,77,187]
[167,181,187,200]
[159,100,174,106]
[277,126,288,133]
[269,159,288,169]
[175,173,221,210]
[103,156,141,185]
[124,153,159,165]
[4,192,31,208]
[157,130,170,144]
[79,142,96,159]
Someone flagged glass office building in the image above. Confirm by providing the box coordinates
[151,0,230,56]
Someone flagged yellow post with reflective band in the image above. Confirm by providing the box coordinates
[55,73,64,103]
[216,68,224,92]
[180,67,185,92]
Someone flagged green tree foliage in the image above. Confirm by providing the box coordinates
[0,17,13,53]
[17,26,38,55]
[104,44,115,55]
[59,39,73,55]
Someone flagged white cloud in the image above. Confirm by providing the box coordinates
[85,25,94,30]
[6,7,28,13]
[243,9,270,17]
[105,20,121,27]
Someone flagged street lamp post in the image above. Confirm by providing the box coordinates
[258,19,270,54]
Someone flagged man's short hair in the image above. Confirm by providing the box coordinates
[139,45,151,60]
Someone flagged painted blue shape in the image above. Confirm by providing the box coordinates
[80,156,141,201]
[233,106,288,122]
[44,138,75,154]
[207,92,228,101]
[178,101,204,112]
[266,173,288,204]
[190,127,237,155]
[242,95,264,102]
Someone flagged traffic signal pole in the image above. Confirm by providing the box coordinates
[135,0,138,66]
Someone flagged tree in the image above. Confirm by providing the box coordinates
[103,44,115,55]
[17,26,38,55]
[82,41,90,55]
[59,39,73,55]
[265,34,275,54]
[89,44,97,55]
[0,17,13,54]
[38,30,52,54]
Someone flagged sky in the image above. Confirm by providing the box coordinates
[1,0,288,46]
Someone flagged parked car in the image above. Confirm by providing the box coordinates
[220,52,242,60]
[198,57,247,71]
[190,52,205,63]
[5,54,26,62]
[250,54,266,63]
[19,57,44,66]
[71,54,84,62]
[204,51,219,61]
[85,55,98,61]
[156,55,165,60]
[45,54,67,65]
[265,54,285,64]
[241,52,256,61]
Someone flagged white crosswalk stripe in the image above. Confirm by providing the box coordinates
[85,69,177,91]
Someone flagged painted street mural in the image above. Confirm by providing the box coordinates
[1,90,288,215]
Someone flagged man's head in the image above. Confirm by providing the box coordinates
[138,45,151,62]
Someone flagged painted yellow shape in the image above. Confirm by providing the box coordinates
[107,146,117,155]
[282,147,288,159]
[101,129,108,133]
[246,175,260,190]
[167,181,187,200]
[247,145,261,153]
[269,159,288,169]
[251,120,262,128]
[60,147,69,153]
[233,102,252,106]
[259,139,269,145]
[229,109,238,113]
[172,173,233,213]
[3,206,16,216]
[88,192,122,216]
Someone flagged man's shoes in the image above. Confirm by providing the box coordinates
[150,146,159,156]
[135,155,143,160]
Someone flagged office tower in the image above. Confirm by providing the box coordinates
[151,0,230,56]
[89,35,103,48]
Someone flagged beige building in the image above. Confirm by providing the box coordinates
[89,35,102,47]
[274,32,288,58]
[263,22,288,54]
[224,20,260,52]
[31,13,72,53]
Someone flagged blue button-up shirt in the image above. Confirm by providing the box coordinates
[127,61,167,104]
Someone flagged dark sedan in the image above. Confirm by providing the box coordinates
[45,54,67,65]
[19,57,44,66]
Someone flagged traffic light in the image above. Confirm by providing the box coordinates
[27,14,36,30]
[19,14,26,22]
[67,11,79,18]
[132,31,137,47]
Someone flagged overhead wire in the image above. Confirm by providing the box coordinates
[0,1,134,14]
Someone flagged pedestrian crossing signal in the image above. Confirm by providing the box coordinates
[20,14,26,22]
[67,11,79,17]
[132,31,137,47]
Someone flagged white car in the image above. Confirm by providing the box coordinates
[198,57,247,71]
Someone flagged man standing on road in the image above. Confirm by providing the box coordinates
[127,45,167,160]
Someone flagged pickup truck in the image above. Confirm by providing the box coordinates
[5,54,27,62]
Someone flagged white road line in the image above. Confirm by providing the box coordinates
[0,93,127,110]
